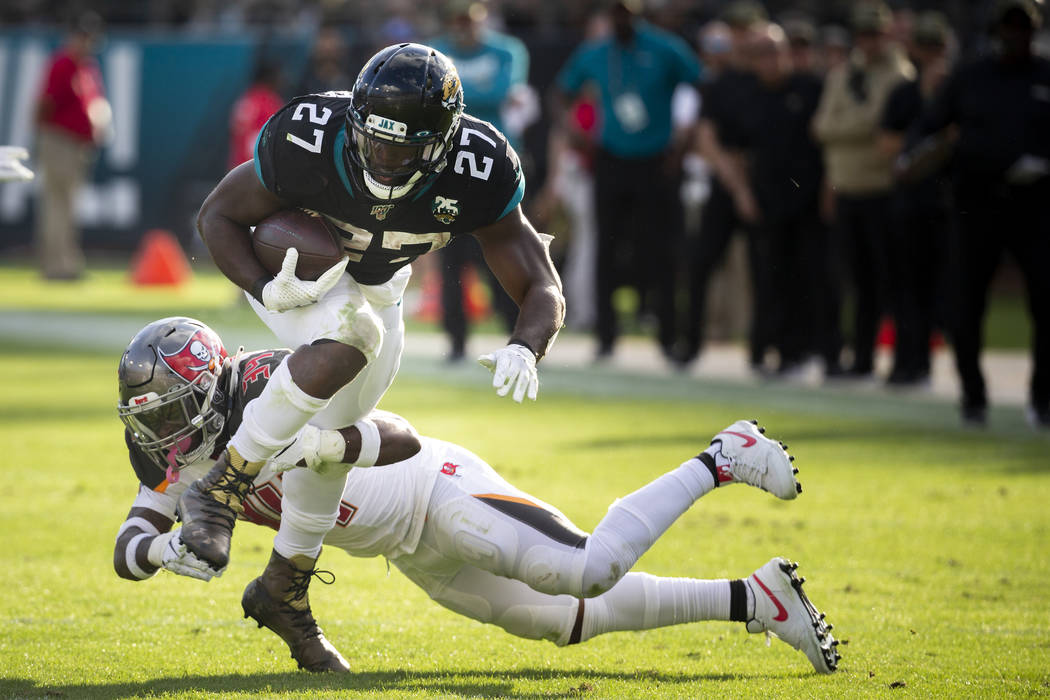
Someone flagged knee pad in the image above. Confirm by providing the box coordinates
[280,499,339,537]
[496,600,577,645]
[316,301,384,364]
[519,544,582,597]
[431,499,520,576]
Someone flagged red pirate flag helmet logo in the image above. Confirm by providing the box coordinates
[158,328,228,385]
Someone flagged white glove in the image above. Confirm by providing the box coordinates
[478,343,539,402]
[261,248,349,312]
[0,146,34,182]
[271,424,346,473]
[152,530,225,581]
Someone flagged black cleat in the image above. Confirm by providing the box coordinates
[177,447,261,569]
[242,549,350,673]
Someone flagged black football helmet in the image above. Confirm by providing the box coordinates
[345,43,464,201]
[117,317,229,474]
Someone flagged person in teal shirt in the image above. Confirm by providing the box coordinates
[429,2,531,361]
[555,0,701,360]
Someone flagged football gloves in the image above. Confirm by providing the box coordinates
[478,343,539,403]
[156,529,225,581]
[261,248,349,312]
[271,424,347,473]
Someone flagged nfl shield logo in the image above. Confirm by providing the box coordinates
[370,204,395,221]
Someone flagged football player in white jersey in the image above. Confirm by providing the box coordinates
[116,318,840,675]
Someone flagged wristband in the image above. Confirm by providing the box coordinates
[352,418,380,468]
[508,337,538,360]
[249,276,272,304]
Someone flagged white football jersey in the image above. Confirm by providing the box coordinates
[125,436,485,561]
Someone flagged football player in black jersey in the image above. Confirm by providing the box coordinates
[182,43,564,658]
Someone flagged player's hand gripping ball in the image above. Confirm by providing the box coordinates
[252,210,348,312]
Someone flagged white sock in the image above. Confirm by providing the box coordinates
[578,572,733,642]
[272,463,349,560]
[229,359,330,463]
[580,458,715,594]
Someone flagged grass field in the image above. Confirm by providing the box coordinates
[1,264,1049,698]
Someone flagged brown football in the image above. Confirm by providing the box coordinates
[252,209,344,281]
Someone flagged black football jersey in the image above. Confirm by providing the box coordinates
[127,349,292,490]
[253,92,525,285]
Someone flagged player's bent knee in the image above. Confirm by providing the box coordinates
[519,545,584,597]
[496,602,577,645]
[281,500,338,536]
[330,302,384,364]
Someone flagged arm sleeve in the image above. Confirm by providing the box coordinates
[41,56,77,106]
[556,46,590,96]
[490,141,525,223]
[668,34,703,86]
[252,101,329,203]
[113,486,177,581]
[916,66,961,137]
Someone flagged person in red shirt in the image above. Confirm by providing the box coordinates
[228,61,284,170]
[34,12,109,281]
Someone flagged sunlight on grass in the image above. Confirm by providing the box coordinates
[0,263,243,313]
[1,348,1049,699]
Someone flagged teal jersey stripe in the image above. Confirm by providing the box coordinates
[333,126,355,198]
[498,172,525,220]
[252,115,273,187]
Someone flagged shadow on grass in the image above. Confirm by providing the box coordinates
[0,667,793,699]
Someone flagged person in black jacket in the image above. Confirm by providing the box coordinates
[917,0,1050,427]
[879,12,955,387]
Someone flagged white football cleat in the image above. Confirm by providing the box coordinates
[746,557,840,674]
[703,419,800,499]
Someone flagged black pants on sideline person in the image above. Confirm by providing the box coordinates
[951,178,1050,419]
[593,148,682,357]
[764,210,842,373]
[887,192,952,384]
[439,235,517,360]
[834,193,892,375]
[681,179,773,368]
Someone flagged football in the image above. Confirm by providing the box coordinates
[252,209,344,281]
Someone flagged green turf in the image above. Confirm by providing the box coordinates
[2,341,1049,699]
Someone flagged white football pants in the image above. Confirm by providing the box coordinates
[391,447,735,645]
[245,266,409,560]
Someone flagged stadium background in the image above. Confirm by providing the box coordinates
[1,2,1049,697]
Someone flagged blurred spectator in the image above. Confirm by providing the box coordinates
[296,27,353,95]
[783,15,819,75]
[878,11,955,388]
[34,11,109,281]
[228,60,284,170]
[534,13,609,332]
[430,1,530,360]
[813,1,914,378]
[916,0,1050,427]
[681,2,768,369]
[821,24,851,72]
[555,0,701,361]
[734,23,837,377]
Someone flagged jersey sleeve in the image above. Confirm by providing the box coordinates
[226,349,292,436]
[477,136,525,227]
[253,96,342,204]
[556,43,595,96]
[666,33,702,86]
[126,429,167,492]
